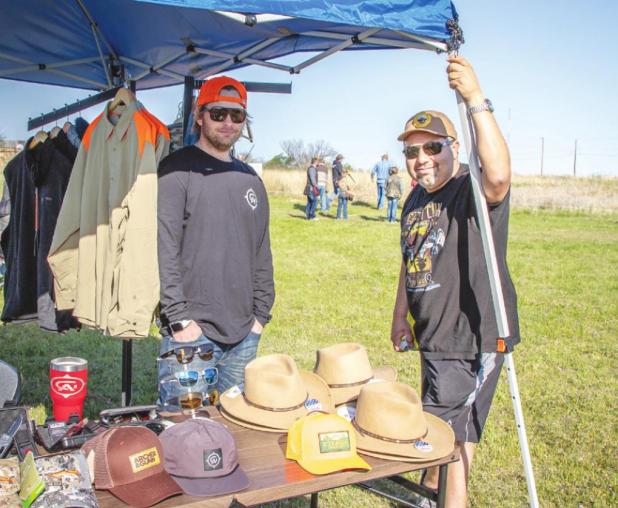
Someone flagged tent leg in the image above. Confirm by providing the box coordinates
[454,91,538,508]
[182,75,195,145]
[121,340,132,407]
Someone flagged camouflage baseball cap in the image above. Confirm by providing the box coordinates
[0,458,19,497]
[0,457,20,506]
[31,452,98,508]
[397,110,458,141]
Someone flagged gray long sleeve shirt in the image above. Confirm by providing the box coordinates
[157,145,275,344]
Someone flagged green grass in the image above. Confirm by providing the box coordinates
[1,197,616,507]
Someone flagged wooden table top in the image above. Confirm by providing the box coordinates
[95,407,459,508]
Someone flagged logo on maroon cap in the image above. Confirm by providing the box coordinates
[51,374,86,399]
[203,449,223,471]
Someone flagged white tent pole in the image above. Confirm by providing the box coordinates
[454,91,539,508]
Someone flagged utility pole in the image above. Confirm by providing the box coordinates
[573,139,578,177]
[540,137,544,176]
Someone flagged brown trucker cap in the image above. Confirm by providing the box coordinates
[81,426,182,508]
[397,110,458,141]
[160,418,249,497]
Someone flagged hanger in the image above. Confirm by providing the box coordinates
[109,87,136,113]
[29,130,48,149]
[50,126,62,138]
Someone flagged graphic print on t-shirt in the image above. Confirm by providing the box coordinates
[401,201,445,292]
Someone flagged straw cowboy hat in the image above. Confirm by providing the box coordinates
[219,354,334,432]
[352,381,455,461]
[313,343,397,405]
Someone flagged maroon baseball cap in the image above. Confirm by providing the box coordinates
[81,426,182,507]
[159,418,249,497]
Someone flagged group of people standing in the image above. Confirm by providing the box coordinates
[304,154,353,220]
[303,151,413,223]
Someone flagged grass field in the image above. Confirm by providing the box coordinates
[0,192,617,507]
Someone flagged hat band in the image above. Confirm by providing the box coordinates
[244,392,308,412]
[328,375,373,389]
[352,419,427,444]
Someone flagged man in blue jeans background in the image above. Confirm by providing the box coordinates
[371,153,393,209]
[157,76,275,408]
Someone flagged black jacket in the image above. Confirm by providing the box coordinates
[1,132,76,330]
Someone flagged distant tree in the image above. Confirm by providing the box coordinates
[307,140,337,162]
[264,153,292,168]
[280,139,338,168]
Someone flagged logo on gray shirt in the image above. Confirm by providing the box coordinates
[245,188,258,210]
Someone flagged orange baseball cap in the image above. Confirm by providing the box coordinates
[286,413,371,475]
[197,76,247,109]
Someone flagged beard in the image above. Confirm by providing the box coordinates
[200,121,242,152]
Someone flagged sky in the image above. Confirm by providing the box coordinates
[1,0,617,176]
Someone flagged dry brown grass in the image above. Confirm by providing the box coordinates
[263,167,618,213]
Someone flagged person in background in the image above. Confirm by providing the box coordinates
[390,56,519,507]
[316,161,330,212]
[370,153,392,209]
[385,166,403,223]
[157,76,275,406]
[330,154,344,201]
[304,157,319,221]
[336,168,354,220]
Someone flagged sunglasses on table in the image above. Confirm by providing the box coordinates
[159,344,214,364]
[202,106,247,123]
[402,138,453,159]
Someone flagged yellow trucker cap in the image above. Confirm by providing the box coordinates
[286,413,371,475]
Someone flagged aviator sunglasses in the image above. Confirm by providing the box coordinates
[203,106,247,124]
[175,367,218,387]
[159,344,214,364]
[402,138,453,159]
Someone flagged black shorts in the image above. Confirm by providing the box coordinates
[421,353,504,443]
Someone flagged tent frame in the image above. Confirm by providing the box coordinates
[455,92,539,507]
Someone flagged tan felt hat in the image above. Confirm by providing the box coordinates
[219,354,334,431]
[352,381,455,461]
[397,110,458,142]
[314,343,397,405]
[219,407,287,434]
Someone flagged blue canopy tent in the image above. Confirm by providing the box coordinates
[0,2,537,505]
[0,0,461,92]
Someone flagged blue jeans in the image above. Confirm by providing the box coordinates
[306,193,318,219]
[158,329,261,409]
[337,196,348,219]
[318,185,329,211]
[387,197,399,222]
[376,181,386,209]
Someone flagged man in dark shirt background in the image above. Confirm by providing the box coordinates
[157,76,275,407]
[390,56,519,507]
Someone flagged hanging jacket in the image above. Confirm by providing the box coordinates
[1,132,77,330]
[48,100,169,338]
[1,149,37,323]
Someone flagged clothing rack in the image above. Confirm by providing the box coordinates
[27,81,136,131]
[29,80,138,407]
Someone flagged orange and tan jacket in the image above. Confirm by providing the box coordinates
[48,100,169,337]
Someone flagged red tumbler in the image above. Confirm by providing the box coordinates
[49,357,88,422]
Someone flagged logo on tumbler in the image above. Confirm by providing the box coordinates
[51,374,85,399]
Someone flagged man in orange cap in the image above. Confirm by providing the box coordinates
[390,56,520,507]
[157,76,275,408]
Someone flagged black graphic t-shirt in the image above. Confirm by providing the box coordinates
[400,164,520,359]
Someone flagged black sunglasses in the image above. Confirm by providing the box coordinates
[402,138,453,159]
[203,106,246,124]
[159,344,214,364]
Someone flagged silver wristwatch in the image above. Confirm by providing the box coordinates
[468,98,494,115]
